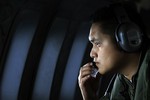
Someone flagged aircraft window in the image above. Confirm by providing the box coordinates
[0,10,40,100]
[32,18,69,100]
[59,22,90,100]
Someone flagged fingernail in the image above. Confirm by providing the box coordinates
[90,62,93,66]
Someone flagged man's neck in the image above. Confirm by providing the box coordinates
[121,52,141,81]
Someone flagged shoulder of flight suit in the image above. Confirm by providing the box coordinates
[100,49,150,100]
[100,74,130,100]
[134,49,150,100]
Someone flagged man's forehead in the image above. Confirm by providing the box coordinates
[88,35,94,42]
[89,33,100,43]
[89,25,100,42]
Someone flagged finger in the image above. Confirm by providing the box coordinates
[82,62,93,68]
[78,69,91,81]
[78,75,91,87]
[80,69,92,78]
[78,62,93,82]
[79,66,93,78]
[79,63,93,73]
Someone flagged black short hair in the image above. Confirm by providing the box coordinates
[91,2,145,42]
[92,5,118,39]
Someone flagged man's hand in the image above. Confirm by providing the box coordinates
[78,62,100,100]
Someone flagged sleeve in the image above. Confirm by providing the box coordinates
[99,94,110,100]
[134,50,150,100]
[146,61,150,99]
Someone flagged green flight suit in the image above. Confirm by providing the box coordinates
[100,49,150,100]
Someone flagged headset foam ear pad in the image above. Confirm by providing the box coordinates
[115,22,142,52]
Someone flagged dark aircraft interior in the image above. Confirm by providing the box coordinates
[0,0,150,100]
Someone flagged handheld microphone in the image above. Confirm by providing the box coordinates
[91,62,99,78]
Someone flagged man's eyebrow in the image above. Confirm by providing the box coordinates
[89,37,100,43]
[89,39,94,43]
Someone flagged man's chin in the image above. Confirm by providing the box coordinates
[98,69,107,75]
[97,64,109,75]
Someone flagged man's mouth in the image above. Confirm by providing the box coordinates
[92,62,98,68]
[94,62,99,67]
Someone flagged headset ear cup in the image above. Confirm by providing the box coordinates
[115,22,143,52]
[115,23,126,51]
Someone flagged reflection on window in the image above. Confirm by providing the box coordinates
[59,23,90,100]
[32,18,69,100]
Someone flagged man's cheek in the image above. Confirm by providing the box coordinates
[97,56,102,63]
[98,52,107,61]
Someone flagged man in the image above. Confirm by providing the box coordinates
[78,2,150,100]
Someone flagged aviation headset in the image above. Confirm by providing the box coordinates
[112,5,143,52]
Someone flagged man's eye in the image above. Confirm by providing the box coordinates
[95,42,101,47]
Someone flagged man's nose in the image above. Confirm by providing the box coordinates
[90,47,98,59]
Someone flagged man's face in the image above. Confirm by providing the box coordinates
[89,23,125,75]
